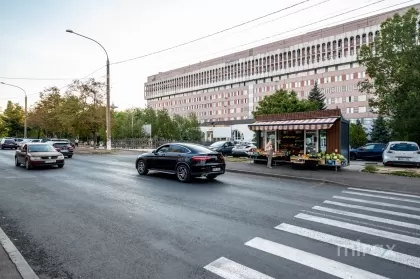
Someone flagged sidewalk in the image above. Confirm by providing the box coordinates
[0,244,22,279]
[226,161,420,194]
[0,227,38,279]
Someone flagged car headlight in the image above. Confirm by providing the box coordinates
[58,155,65,159]
[31,156,42,160]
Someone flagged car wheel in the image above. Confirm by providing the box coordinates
[136,160,148,175]
[25,159,32,170]
[15,157,20,167]
[206,174,218,180]
[57,165,64,168]
[68,155,73,158]
[176,164,191,183]
[350,154,356,160]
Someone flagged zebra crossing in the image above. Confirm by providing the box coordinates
[204,187,420,279]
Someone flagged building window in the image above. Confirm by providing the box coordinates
[359,107,367,113]
[358,95,367,102]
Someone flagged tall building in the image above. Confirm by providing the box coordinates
[144,4,420,133]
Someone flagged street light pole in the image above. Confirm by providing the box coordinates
[1,82,27,138]
[66,29,112,150]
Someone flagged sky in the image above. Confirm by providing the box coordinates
[0,0,418,112]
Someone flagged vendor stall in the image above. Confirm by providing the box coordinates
[248,109,350,170]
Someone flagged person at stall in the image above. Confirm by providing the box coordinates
[266,139,273,168]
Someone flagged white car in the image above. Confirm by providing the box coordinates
[383,141,420,167]
[232,144,256,157]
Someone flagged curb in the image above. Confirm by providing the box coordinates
[226,168,420,195]
[226,168,354,188]
[0,227,38,279]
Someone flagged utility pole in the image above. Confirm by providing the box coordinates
[66,29,112,150]
[93,91,97,150]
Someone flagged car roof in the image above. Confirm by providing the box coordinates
[388,141,418,144]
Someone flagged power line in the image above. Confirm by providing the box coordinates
[110,0,311,65]
[0,65,106,82]
[177,0,412,66]
[0,65,106,101]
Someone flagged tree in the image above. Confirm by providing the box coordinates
[308,82,326,110]
[2,101,24,137]
[370,116,390,143]
[0,113,8,137]
[358,8,420,143]
[350,120,367,148]
[253,89,318,116]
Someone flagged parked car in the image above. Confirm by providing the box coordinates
[15,143,65,169]
[208,141,235,156]
[1,138,18,149]
[232,143,256,157]
[135,143,226,182]
[47,141,74,158]
[383,141,420,167]
[350,143,386,161]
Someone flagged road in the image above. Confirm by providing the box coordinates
[0,149,419,279]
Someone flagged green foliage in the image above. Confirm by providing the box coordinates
[370,116,390,143]
[308,82,326,110]
[350,120,367,148]
[358,8,420,143]
[253,89,319,116]
[389,171,420,178]
[1,101,24,137]
[112,109,202,141]
[362,165,379,173]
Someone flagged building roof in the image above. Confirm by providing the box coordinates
[146,3,420,82]
[200,119,255,127]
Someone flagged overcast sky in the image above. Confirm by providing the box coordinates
[0,0,418,111]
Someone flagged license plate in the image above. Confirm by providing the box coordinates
[212,168,221,172]
[45,160,56,163]
[398,157,410,161]
[61,150,68,152]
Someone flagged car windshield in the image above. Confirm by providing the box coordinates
[28,144,56,152]
[210,142,225,147]
[5,140,15,143]
[390,143,419,151]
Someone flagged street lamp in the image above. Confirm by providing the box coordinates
[0,82,27,138]
[66,29,112,150]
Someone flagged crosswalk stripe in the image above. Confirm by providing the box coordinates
[324,200,420,220]
[348,188,420,199]
[342,191,420,204]
[313,206,420,230]
[295,213,420,245]
[245,237,389,279]
[276,223,420,269]
[333,196,420,212]
[204,257,274,279]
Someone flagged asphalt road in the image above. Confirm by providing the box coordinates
[0,149,419,279]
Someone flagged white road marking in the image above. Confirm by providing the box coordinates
[204,257,274,279]
[347,188,420,199]
[245,237,389,279]
[302,209,420,237]
[313,206,420,230]
[295,213,420,245]
[342,191,420,204]
[276,223,420,269]
[333,196,420,212]
[324,200,420,220]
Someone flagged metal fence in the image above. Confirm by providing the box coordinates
[78,138,212,149]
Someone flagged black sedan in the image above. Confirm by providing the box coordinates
[135,143,225,182]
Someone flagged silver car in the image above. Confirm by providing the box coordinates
[383,141,420,167]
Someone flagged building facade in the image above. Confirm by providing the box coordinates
[144,4,420,132]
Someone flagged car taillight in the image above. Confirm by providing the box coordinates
[192,156,212,161]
